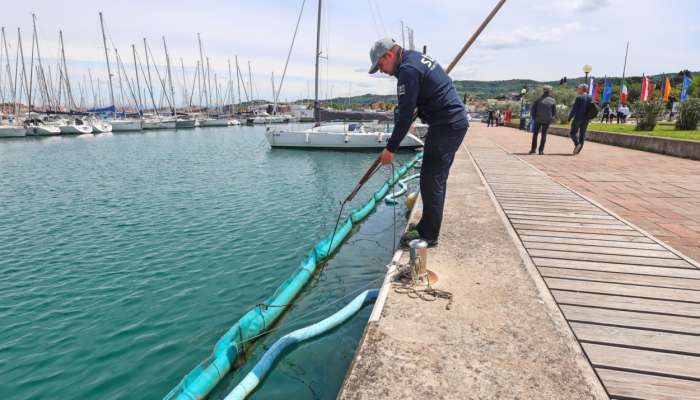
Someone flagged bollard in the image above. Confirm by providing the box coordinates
[409,239,428,279]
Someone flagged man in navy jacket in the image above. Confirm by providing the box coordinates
[568,84,593,155]
[369,38,468,247]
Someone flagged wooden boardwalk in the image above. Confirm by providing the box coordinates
[468,144,700,400]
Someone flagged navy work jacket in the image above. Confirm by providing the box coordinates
[387,50,468,152]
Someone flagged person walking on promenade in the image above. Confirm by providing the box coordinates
[368,38,469,247]
[568,83,594,155]
[529,85,556,155]
[487,108,495,127]
[600,103,612,123]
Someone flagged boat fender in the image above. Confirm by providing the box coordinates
[344,133,350,143]
[305,132,310,144]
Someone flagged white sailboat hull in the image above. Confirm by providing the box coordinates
[265,128,423,149]
[0,126,27,137]
[143,120,161,130]
[91,121,113,133]
[60,124,93,135]
[110,120,143,131]
[27,125,62,136]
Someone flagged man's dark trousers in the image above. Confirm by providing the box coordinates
[531,123,549,152]
[416,122,468,242]
[569,118,589,147]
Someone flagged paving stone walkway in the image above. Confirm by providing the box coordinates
[483,124,700,262]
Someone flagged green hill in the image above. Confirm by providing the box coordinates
[320,71,697,106]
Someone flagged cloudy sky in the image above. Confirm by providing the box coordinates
[2,0,699,106]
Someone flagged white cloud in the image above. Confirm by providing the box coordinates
[480,22,583,50]
[566,0,611,12]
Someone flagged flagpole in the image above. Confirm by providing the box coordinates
[621,41,629,82]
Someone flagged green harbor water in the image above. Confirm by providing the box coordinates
[0,125,413,399]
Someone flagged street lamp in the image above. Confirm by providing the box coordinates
[519,87,528,130]
[582,64,593,83]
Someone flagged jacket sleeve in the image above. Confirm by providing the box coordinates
[531,99,539,119]
[386,66,420,153]
[569,97,578,121]
[551,102,557,121]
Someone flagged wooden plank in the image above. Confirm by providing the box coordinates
[570,322,700,355]
[511,219,634,230]
[507,210,613,219]
[583,342,700,380]
[503,205,602,213]
[510,215,624,225]
[522,235,666,250]
[553,290,700,318]
[526,242,680,259]
[502,206,602,214]
[546,277,700,302]
[535,258,700,280]
[513,224,646,237]
[560,304,700,334]
[597,368,700,400]
[495,196,584,203]
[539,266,700,290]
[529,249,693,268]
[520,229,655,243]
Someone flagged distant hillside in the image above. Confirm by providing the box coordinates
[322,72,697,105]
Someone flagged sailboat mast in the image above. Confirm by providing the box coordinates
[132,44,142,114]
[271,72,276,114]
[88,68,96,108]
[313,0,322,123]
[143,38,158,116]
[99,12,116,118]
[59,30,75,111]
[248,61,253,105]
[180,58,189,113]
[236,56,241,113]
[196,33,206,110]
[227,59,234,116]
[206,57,212,110]
[163,36,176,116]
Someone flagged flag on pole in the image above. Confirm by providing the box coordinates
[588,76,599,101]
[620,80,628,104]
[662,76,671,102]
[640,74,652,102]
[602,78,613,103]
[680,74,693,102]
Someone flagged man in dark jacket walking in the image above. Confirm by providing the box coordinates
[529,85,556,155]
[369,38,468,247]
[568,84,593,155]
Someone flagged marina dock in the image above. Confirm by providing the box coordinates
[340,125,700,400]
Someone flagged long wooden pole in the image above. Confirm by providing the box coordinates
[445,0,506,74]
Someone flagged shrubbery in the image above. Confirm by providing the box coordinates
[633,101,665,131]
[675,99,700,131]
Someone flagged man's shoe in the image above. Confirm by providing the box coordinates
[528,149,536,154]
[538,150,544,155]
[399,229,421,248]
[574,144,583,154]
[399,230,439,249]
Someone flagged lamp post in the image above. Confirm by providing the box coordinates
[519,87,528,130]
[583,64,593,84]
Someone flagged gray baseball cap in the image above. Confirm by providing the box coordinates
[368,38,396,74]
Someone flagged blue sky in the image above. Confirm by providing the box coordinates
[3,0,699,105]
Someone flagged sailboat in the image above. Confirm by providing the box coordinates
[99,12,143,132]
[0,27,26,137]
[265,0,422,149]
